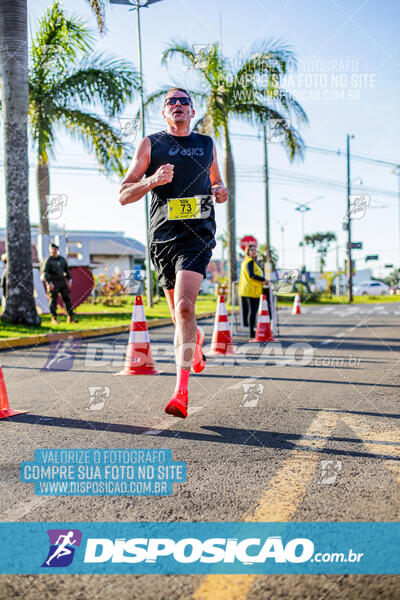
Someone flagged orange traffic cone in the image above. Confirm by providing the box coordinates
[115,295,161,375]
[255,295,275,342]
[209,295,235,355]
[0,365,28,419]
[292,292,302,315]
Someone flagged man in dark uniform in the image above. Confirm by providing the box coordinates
[119,87,228,418]
[44,243,76,325]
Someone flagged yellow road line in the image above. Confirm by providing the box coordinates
[192,411,339,600]
[342,413,400,487]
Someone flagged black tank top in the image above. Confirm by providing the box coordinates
[145,130,216,244]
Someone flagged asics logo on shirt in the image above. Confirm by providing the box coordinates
[168,145,204,157]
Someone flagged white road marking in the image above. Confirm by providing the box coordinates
[335,327,355,338]
[2,495,52,522]
[142,406,203,435]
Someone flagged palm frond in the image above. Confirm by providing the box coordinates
[49,52,139,117]
[161,39,196,67]
[53,107,129,175]
[234,38,297,79]
[31,1,94,72]
[233,102,305,161]
[161,39,221,87]
[84,0,107,33]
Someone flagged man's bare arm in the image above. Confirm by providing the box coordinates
[209,142,228,203]
[119,137,174,206]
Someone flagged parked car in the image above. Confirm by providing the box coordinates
[353,280,390,296]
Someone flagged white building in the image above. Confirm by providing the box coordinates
[0,227,145,299]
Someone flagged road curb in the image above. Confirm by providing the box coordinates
[0,311,216,352]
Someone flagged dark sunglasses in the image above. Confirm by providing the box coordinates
[164,97,191,106]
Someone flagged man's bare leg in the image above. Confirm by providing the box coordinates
[164,288,176,325]
[164,270,203,417]
[174,270,202,381]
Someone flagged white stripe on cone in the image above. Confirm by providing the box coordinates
[129,330,150,344]
[258,315,270,323]
[216,322,230,331]
[132,304,145,322]
[218,304,228,316]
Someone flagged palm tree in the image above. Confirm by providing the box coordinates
[302,232,337,273]
[30,1,139,235]
[84,0,107,33]
[146,39,307,296]
[0,0,40,325]
[217,231,228,277]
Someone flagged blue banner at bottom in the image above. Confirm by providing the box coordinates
[0,522,398,574]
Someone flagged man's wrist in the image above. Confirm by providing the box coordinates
[146,176,155,191]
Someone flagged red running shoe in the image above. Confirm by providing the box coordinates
[165,388,188,419]
[192,326,206,374]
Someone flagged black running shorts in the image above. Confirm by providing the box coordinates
[150,239,214,290]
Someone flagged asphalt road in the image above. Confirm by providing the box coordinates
[0,302,399,599]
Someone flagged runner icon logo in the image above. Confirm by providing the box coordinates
[86,386,110,411]
[42,529,82,568]
[44,194,68,220]
[268,118,289,143]
[241,383,264,408]
[319,460,342,485]
[42,336,82,371]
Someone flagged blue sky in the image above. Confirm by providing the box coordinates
[1,0,399,275]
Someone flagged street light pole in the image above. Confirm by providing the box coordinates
[263,124,271,269]
[397,165,400,270]
[346,134,354,303]
[277,221,286,268]
[110,0,163,307]
[135,0,153,307]
[282,196,322,272]
[296,205,311,269]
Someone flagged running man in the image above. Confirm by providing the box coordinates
[119,87,228,418]
[45,531,77,566]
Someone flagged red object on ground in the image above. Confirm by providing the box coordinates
[57,266,94,310]
[115,295,161,376]
[165,389,188,419]
[240,235,257,252]
[255,294,275,342]
[209,295,235,355]
[292,292,302,315]
[0,365,28,420]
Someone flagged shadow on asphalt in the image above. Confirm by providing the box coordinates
[4,414,400,461]
[300,407,400,419]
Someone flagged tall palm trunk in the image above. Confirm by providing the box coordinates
[37,158,50,235]
[223,122,237,303]
[0,0,40,325]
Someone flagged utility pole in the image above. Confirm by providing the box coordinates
[277,221,286,268]
[297,205,311,269]
[135,0,152,307]
[263,124,271,272]
[397,166,400,270]
[110,0,164,307]
[346,134,354,303]
[282,196,323,271]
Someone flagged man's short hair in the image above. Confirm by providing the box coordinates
[50,243,59,249]
[164,87,193,106]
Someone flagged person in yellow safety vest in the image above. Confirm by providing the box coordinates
[238,244,268,341]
